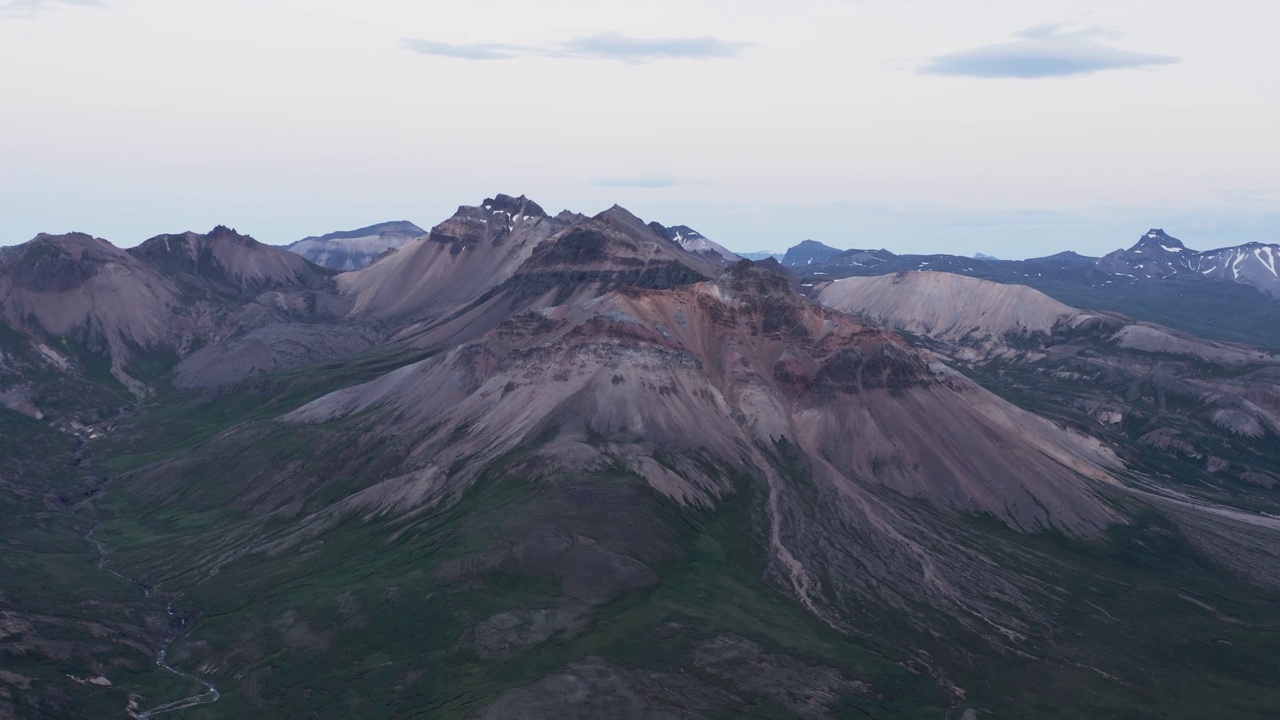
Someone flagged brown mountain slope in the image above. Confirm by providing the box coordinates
[339,194,568,320]
[296,263,1120,531]
[386,203,727,352]
[283,262,1123,636]
[0,233,181,394]
[0,228,362,395]
[817,270,1280,578]
[130,225,330,294]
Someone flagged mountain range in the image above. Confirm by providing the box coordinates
[777,228,1280,297]
[2,196,1279,719]
[287,219,1280,331]
[771,229,1280,349]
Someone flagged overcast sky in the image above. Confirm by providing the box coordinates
[2,0,1276,257]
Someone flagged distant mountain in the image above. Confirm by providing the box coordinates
[819,270,1084,343]
[782,230,1280,348]
[819,271,1274,366]
[817,270,1280,494]
[1195,243,1280,296]
[780,239,842,267]
[737,250,784,262]
[792,229,1280,298]
[646,222,741,263]
[1098,229,1280,298]
[287,220,426,271]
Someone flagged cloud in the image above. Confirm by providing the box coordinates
[399,39,528,61]
[920,23,1178,78]
[557,33,748,61]
[592,177,683,189]
[401,32,750,64]
[0,0,104,19]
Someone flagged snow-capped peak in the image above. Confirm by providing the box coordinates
[1128,229,1191,254]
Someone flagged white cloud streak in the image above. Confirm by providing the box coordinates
[0,0,104,19]
[401,32,751,64]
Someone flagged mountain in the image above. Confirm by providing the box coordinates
[296,261,1122,539]
[783,230,1280,348]
[818,270,1087,342]
[780,239,842,267]
[286,221,426,271]
[1099,229,1280,298]
[646,222,742,263]
[818,271,1279,367]
[133,225,332,294]
[738,251,785,262]
[0,226,365,400]
[1193,243,1280,296]
[818,271,1280,494]
[786,229,1280,300]
[90,258,1144,718]
[5,198,1280,719]
[0,232,186,396]
[1096,228,1197,278]
[339,197,726,352]
[338,194,563,321]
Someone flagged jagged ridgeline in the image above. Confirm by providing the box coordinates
[2,196,1279,719]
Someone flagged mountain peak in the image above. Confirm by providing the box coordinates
[26,232,119,258]
[483,194,547,219]
[593,204,654,238]
[648,221,704,242]
[794,239,835,250]
[296,221,426,245]
[597,203,642,221]
[207,225,253,243]
[2,232,132,294]
[782,239,843,268]
[647,222,741,263]
[1128,228,1192,254]
[129,225,325,292]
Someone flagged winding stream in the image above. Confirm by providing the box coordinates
[84,523,222,718]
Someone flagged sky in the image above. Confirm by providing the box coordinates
[1,0,1277,258]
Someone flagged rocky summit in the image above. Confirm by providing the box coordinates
[2,197,1280,720]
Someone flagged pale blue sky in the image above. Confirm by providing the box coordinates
[1,0,1276,258]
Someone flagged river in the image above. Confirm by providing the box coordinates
[84,522,222,718]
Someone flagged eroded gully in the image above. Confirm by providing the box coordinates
[84,522,221,718]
